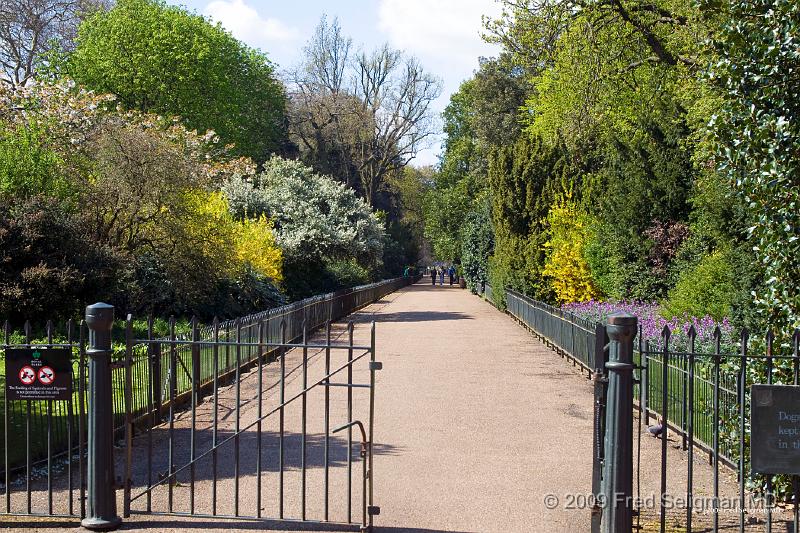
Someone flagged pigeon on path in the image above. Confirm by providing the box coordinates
[647,417,665,438]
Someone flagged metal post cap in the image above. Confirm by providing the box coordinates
[85,303,115,331]
[607,312,637,327]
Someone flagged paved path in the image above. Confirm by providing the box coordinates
[10,280,753,532]
[368,282,594,532]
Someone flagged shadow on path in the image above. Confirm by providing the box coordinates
[0,518,476,533]
[126,429,404,487]
[373,311,472,323]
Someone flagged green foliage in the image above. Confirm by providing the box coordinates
[663,250,737,321]
[223,156,385,300]
[707,0,800,330]
[0,196,122,323]
[481,0,731,310]
[0,123,69,199]
[423,56,527,263]
[460,200,494,293]
[68,0,288,162]
[324,260,370,288]
[0,82,286,322]
[381,166,430,274]
[487,135,569,301]
[423,174,472,261]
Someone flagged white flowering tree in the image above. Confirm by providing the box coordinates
[223,156,385,297]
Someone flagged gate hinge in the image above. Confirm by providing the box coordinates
[369,361,383,371]
[368,505,381,516]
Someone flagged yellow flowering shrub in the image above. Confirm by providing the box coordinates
[542,197,600,303]
[179,190,282,282]
[234,215,283,282]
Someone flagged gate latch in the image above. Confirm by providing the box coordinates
[368,505,381,516]
[369,361,383,371]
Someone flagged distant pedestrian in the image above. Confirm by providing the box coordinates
[403,266,410,278]
[431,268,436,286]
[439,268,444,286]
[448,265,455,286]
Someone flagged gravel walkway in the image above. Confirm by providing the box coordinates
[4,280,783,532]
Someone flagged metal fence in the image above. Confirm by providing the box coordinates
[505,289,600,374]
[635,329,800,532]
[0,275,416,518]
[490,288,800,532]
[122,318,381,530]
[482,282,495,306]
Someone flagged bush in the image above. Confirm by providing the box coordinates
[542,196,600,303]
[223,156,385,300]
[708,0,800,331]
[224,157,384,267]
[0,196,122,324]
[460,200,493,293]
[663,249,738,322]
[0,123,69,199]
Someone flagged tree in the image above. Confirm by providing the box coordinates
[0,0,105,86]
[68,0,287,162]
[1,81,283,319]
[288,16,442,206]
[382,165,431,272]
[424,55,527,264]
[222,156,385,298]
[708,0,800,330]
[460,199,494,292]
[487,134,568,303]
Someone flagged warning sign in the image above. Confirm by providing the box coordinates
[19,366,35,385]
[38,366,55,385]
[5,348,72,401]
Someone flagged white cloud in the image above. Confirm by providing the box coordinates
[204,0,299,49]
[378,0,504,166]
[377,0,502,72]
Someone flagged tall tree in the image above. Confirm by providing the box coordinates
[68,0,288,162]
[0,0,105,86]
[709,0,800,330]
[288,16,442,206]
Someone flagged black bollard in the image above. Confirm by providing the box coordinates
[82,303,122,530]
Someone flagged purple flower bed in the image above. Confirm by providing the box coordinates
[562,300,734,353]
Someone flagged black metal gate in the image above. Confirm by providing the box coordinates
[121,317,380,531]
[629,327,800,533]
[0,277,413,528]
[0,319,88,519]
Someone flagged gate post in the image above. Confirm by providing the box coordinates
[81,303,122,531]
[601,312,637,533]
[591,322,609,533]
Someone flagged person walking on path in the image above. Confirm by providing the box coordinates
[431,268,436,286]
[439,268,444,286]
[448,265,455,286]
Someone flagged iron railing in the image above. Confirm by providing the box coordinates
[483,282,495,306]
[0,275,416,507]
[491,288,800,532]
[505,289,600,374]
[122,319,380,530]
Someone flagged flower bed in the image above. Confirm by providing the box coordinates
[562,300,734,353]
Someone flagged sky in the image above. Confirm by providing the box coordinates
[165,0,504,166]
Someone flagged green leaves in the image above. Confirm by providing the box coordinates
[68,0,287,163]
[708,0,800,330]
